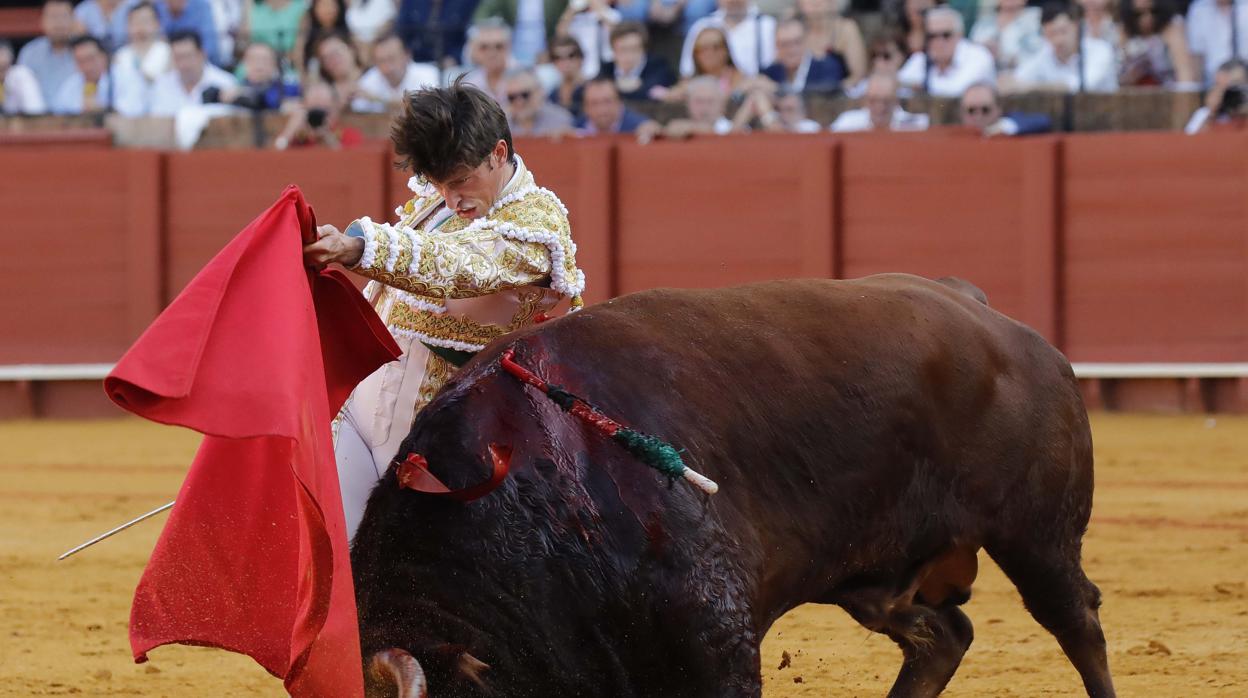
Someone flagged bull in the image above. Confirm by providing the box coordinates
[350,274,1115,698]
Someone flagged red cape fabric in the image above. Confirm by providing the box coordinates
[104,186,400,696]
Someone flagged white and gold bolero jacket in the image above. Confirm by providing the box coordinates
[338,156,585,464]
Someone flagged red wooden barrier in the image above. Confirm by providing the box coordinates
[614,134,837,294]
[164,147,389,299]
[2,133,1246,416]
[1061,132,1248,362]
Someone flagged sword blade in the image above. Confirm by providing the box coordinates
[57,500,175,561]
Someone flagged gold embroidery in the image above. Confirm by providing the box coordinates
[389,302,510,347]
[413,352,457,415]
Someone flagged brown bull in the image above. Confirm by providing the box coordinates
[351,274,1115,697]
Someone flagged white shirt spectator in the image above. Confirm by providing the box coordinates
[512,0,547,66]
[51,73,112,114]
[3,63,46,114]
[567,8,622,79]
[111,41,172,116]
[353,61,440,112]
[1014,37,1118,93]
[680,6,777,77]
[970,7,1044,71]
[346,0,397,45]
[149,62,236,116]
[897,40,996,97]
[829,106,929,132]
[1186,0,1248,85]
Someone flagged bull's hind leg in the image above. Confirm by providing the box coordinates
[834,549,978,698]
[987,543,1115,698]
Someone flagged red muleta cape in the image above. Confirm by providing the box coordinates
[104,186,400,697]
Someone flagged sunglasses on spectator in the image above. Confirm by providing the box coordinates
[479,42,508,51]
[695,42,727,51]
[553,51,582,60]
[926,31,955,40]
[507,90,533,102]
[872,51,897,60]
[963,105,994,115]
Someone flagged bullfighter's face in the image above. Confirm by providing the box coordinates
[429,140,513,220]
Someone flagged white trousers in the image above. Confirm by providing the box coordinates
[335,401,385,541]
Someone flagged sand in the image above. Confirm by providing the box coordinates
[2,414,1245,696]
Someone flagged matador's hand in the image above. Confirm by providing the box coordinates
[303,224,365,269]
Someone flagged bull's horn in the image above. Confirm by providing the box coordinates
[457,652,491,689]
[368,648,427,698]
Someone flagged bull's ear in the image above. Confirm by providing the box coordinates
[457,652,491,689]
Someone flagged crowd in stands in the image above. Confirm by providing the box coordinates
[1,0,1246,145]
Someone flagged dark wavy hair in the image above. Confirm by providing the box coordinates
[391,79,515,182]
[1120,0,1177,37]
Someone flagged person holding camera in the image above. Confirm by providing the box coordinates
[205,41,301,111]
[273,80,363,148]
[1185,58,1248,133]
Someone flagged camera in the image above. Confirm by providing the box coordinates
[1218,85,1246,117]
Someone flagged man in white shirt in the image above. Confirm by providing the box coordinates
[830,72,929,132]
[662,75,739,137]
[111,1,172,116]
[897,6,996,97]
[354,31,440,113]
[679,0,776,77]
[1011,3,1118,93]
[51,35,112,114]
[149,29,235,116]
[1,39,46,114]
[1186,0,1248,87]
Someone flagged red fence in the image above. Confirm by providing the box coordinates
[1,131,1245,415]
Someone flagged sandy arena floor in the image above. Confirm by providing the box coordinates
[2,414,1246,697]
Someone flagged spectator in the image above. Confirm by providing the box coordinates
[898,0,934,55]
[242,0,305,62]
[845,30,909,97]
[663,74,739,136]
[1,39,47,115]
[473,0,568,67]
[680,0,777,77]
[1185,0,1248,86]
[557,0,621,78]
[596,21,675,101]
[159,0,223,66]
[397,0,478,66]
[735,84,823,131]
[346,0,398,45]
[502,67,574,135]
[354,31,440,111]
[664,26,747,101]
[960,81,1052,135]
[112,2,173,115]
[17,0,79,104]
[1076,0,1121,48]
[314,32,364,105]
[150,29,236,114]
[215,41,301,108]
[297,0,347,71]
[461,19,514,102]
[1119,0,1198,87]
[897,6,996,97]
[969,0,1044,73]
[76,0,141,52]
[210,0,245,62]
[575,75,657,134]
[792,0,866,88]
[274,80,364,147]
[762,18,846,94]
[548,35,586,114]
[1186,58,1247,132]
[1010,2,1118,93]
[51,35,112,114]
[829,71,928,131]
